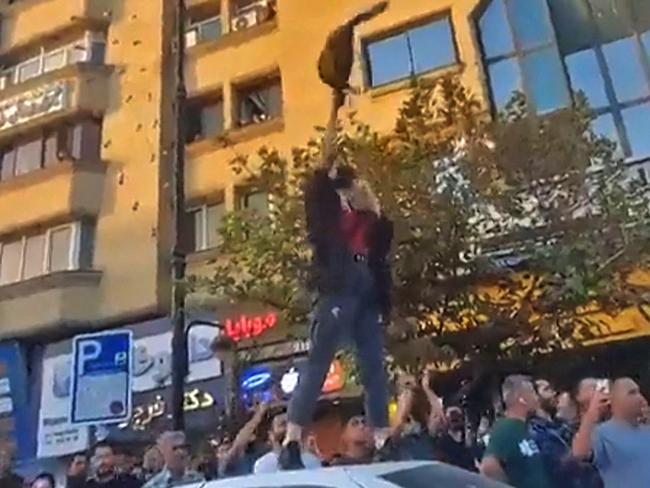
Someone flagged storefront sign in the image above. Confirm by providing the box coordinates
[38,319,223,458]
[123,388,215,432]
[0,342,32,461]
[224,312,278,342]
[239,359,346,409]
[0,81,68,132]
[279,360,345,395]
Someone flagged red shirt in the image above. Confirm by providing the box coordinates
[340,209,376,255]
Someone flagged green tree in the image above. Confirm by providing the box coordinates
[190,77,650,373]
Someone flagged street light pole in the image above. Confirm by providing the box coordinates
[171,0,188,432]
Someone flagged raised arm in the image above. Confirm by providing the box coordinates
[220,403,268,470]
[421,368,446,435]
[321,89,345,171]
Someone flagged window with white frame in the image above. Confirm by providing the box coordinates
[186,16,222,47]
[0,32,106,90]
[0,119,102,182]
[237,188,269,215]
[188,202,226,252]
[0,222,93,286]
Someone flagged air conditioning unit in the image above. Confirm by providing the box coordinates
[231,0,274,32]
[231,8,259,32]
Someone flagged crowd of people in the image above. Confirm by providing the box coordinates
[2,369,648,488]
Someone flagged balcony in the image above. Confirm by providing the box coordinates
[0,0,112,55]
[0,158,106,234]
[0,62,110,142]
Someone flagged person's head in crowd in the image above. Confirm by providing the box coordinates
[30,473,55,488]
[92,442,116,480]
[114,447,137,475]
[142,445,164,478]
[557,391,578,423]
[67,453,88,479]
[340,414,373,460]
[158,431,191,476]
[0,442,14,476]
[576,377,598,413]
[502,375,539,419]
[268,412,288,450]
[534,378,558,417]
[611,377,647,424]
[445,406,466,435]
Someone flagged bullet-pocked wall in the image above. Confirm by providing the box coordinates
[0,0,175,338]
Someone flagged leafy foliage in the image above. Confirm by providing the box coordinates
[190,77,650,371]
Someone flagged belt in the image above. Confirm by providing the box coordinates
[353,253,368,262]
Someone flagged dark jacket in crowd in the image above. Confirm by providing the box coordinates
[0,472,23,488]
[68,473,142,488]
[304,169,393,313]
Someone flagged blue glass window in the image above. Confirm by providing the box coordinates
[366,34,412,87]
[565,49,608,108]
[622,103,650,159]
[510,0,553,49]
[522,47,570,113]
[479,0,514,58]
[366,17,457,87]
[489,58,522,111]
[592,113,623,157]
[478,0,569,114]
[602,37,649,103]
[479,0,650,161]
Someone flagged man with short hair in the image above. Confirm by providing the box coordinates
[254,412,321,473]
[573,377,650,488]
[330,414,375,466]
[143,431,203,488]
[0,443,22,488]
[480,375,552,488]
[84,442,141,488]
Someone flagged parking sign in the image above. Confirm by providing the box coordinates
[70,331,133,425]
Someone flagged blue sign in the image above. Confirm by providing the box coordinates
[0,342,34,461]
[71,331,133,425]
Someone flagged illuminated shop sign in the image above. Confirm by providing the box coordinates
[224,312,278,342]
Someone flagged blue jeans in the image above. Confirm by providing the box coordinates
[288,253,389,428]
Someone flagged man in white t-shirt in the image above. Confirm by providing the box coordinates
[254,412,322,474]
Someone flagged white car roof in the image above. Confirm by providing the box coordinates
[189,461,505,487]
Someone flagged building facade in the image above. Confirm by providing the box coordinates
[0,0,649,462]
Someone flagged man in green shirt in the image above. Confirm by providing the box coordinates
[481,375,552,488]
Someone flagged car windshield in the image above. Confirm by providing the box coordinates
[380,465,509,488]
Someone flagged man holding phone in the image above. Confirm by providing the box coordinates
[573,377,650,487]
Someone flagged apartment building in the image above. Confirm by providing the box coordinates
[0,0,648,463]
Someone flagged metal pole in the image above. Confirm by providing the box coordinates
[171,0,188,432]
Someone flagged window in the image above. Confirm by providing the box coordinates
[365,16,458,87]
[478,0,650,161]
[186,16,222,47]
[0,222,91,286]
[188,202,225,252]
[238,189,269,215]
[478,0,570,113]
[0,119,102,182]
[235,78,282,127]
[0,32,105,90]
[186,98,224,144]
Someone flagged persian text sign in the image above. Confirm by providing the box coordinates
[0,81,68,132]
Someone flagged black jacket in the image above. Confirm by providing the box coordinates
[67,473,142,488]
[304,169,393,313]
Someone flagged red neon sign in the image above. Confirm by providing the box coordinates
[224,312,278,342]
